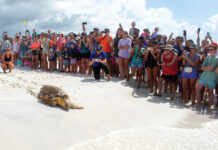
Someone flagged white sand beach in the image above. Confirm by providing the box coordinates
[0,68,217,150]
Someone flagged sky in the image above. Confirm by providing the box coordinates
[0,0,218,42]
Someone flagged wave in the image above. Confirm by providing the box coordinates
[66,121,218,150]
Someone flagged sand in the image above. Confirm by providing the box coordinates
[0,68,217,150]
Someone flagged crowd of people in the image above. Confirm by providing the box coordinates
[0,21,217,109]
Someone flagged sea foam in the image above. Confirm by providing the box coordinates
[66,121,218,150]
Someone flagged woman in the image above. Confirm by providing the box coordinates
[118,31,131,81]
[181,44,200,104]
[79,32,90,74]
[144,41,161,95]
[56,33,65,72]
[42,33,50,70]
[13,34,21,63]
[129,37,145,88]
[2,47,14,73]
[157,44,178,99]
[20,36,28,65]
[112,28,123,77]
[39,32,45,69]
[31,37,40,69]
[195,43,218,108]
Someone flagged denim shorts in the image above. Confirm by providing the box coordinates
[199,80,216,89]
[131,62,142,68]
[56,51,62,57]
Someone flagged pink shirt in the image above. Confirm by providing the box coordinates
[56,38,65,52]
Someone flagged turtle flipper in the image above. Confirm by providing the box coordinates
[52,97,69,111]
[39,96,57,106]
[70,103,84,109]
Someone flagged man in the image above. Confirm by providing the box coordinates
[91,27,100,51]
[1,32,10,56]
[98,28,113,74]
[129,21,139,39]
[2,47,14,73]
[89,45,110,80]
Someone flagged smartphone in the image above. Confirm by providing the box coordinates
[82,22,87,25]
[95,59,99,62]
[183,30,187,36]
[197,28,200,33]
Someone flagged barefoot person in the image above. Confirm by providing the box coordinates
[157,44,178,99]
[195,43,218,108]
[89,45,110,80]
[1,47,14,73]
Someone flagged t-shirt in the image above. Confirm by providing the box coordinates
[131,46,144,64]
[118,38,131,59]
[49,48,56,61]
[89,51,106,67]
[99,36,112,53]
[200,55,218,82]
[62,50,70,60]
[184,53,200,72]
[13,40,21,53]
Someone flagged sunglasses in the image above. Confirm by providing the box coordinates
[209,48,215,51]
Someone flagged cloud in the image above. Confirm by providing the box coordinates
[203,14,218,42]
[0,0,217,42]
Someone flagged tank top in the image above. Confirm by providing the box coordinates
[162,52,178,75]
[147,51,158,68]
[5,54,12,62]
[81,39,89,53]
[132,46,144,64]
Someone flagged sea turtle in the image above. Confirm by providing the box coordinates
[38,85,84,110]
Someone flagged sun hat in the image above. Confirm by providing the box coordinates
[164,44,174,50]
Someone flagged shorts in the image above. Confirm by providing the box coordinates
[32,50,38,56]
[70,58,77,65]
[81,52,91,59]
[105,52,111,61]
[42,48,49,55]
[131,61,142,68]
[181,70,198,79]
[56,51,62,57]
[77,53,82,61]
[199,80,216,89]
[63,59,69,66]
[161,75,178,82]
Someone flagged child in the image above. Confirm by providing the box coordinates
[62,47,70,72]
[49,41,56,72]
[69,43,78,73]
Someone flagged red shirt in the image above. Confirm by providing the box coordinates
[99,36,112,53]
[162,52,178,75]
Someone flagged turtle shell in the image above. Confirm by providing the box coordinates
[38,85,69,99]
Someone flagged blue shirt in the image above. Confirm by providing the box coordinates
[174,44,183,56]
[89,51,106,67]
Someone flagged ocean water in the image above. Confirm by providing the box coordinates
[66,121,218,150]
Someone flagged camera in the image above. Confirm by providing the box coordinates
[183,30,187,36]
[197,28,200,33]
[82,22,87,25]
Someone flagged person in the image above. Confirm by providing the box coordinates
[62,47,70,72]
[13,34,21,63]
[20,36,28,65]
[195,43,218,108]
[118,31,131,80]
[1,32,10,56]
[69,42,78,73]
[91,27,100,51]
[111,28,123,77]
[151,27,159,39]
[144,41,161,95]
[157,44,178,99]
[129,21,139,39]
[98,28,113,74]
[48,41,56,72]
[56,32,65,72]
[181,44,200,104]
[89,45,110,80]
[129,37,145,88]
[31,37,40,69]
[80,32,90,74]
[42,33,50,70]
[1,47,14,73]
